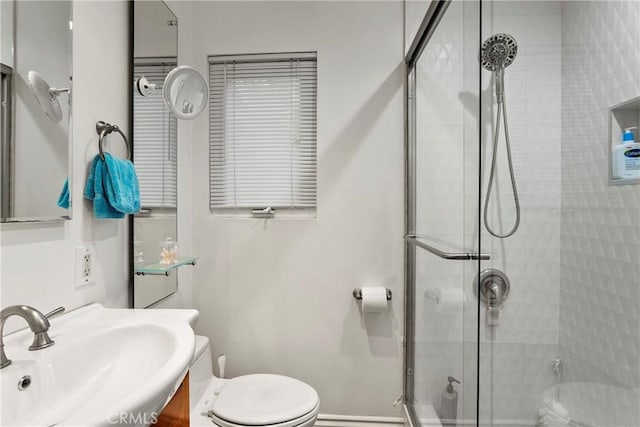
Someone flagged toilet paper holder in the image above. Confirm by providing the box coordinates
[352,288,392,301]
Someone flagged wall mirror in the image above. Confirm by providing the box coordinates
[163,65,208,120]
[0,0,72,222]
[132,0,178,308]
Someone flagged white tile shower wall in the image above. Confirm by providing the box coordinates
[190,1,404,417]
[0,1,130,328]
[467,1,562,422]
[477,0,562,347]
[559,0,640,401]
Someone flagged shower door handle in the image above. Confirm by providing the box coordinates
[404,234,490,261]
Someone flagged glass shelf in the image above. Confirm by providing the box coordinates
[135,256,198,276]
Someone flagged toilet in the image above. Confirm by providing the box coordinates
[537,382,640,427]
[189,335,320,427]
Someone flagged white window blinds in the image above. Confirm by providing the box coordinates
[209,52,317,212]
[133,59,177,209]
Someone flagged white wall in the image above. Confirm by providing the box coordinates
[189,1,404,417]
[0,0,13,67]
[0,1,130,331]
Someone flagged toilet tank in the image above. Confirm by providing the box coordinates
[189,335,213,411]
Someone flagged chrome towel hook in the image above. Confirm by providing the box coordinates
[96,121,130,160]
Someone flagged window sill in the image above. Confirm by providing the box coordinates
[210,208,316,220]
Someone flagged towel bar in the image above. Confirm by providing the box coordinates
[404,234,491,260]
[96,121,130,160]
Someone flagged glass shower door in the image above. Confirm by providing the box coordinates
[406,1,640,426]
[477,1,640,426]
[404,1,482,425]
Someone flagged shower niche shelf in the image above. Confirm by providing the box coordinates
[609,96,640,186]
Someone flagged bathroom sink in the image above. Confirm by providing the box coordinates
[0,304,198,426]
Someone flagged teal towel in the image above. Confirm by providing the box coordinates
[84,153,140,218]
[57,177,70,209]
[84,155,124,218]
[102,153,141,214]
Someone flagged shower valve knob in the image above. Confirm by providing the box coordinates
[474,269,511,327]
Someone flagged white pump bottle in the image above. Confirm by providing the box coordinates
[613,127,640,180]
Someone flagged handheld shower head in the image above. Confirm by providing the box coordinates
[480,33,518,105]
[479,33,521,239]
[480,33,518,72]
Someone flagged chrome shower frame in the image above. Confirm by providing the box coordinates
[403,0,484,425]
[404,1,459,426]
[0,64,13,220]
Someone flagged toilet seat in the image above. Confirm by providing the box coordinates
[209,403,319,427]
[209,374,319,427]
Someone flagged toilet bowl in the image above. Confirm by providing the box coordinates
[189,335,320,427]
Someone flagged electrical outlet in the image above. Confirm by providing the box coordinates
[75,245,96,287]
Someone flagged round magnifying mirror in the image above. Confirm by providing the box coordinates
[162,66,209,120]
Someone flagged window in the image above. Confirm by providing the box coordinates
[208,52,317,215]
[133,59,177,209]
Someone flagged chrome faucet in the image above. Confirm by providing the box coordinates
[474,269,511,327]
[0,305,60,369]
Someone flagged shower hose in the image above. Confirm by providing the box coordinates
[483,85,520,239]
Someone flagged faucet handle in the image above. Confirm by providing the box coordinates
[28,307,65,350]
[29,331,54,350]
[45,307,65,319]
[29,307,61,350]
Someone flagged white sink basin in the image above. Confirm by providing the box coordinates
[0,304,198,426]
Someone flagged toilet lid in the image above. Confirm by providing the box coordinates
[212,374,319,426]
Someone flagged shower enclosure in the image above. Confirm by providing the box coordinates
[403,1,640,426]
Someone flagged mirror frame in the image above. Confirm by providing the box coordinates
[162,65,208,120]
[130,0,180,308]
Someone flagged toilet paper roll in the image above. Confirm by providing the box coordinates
[427,288,466,313]
[361,287,388,313]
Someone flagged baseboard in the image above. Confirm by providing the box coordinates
[453,419,536,426]
[315,414,405,427]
